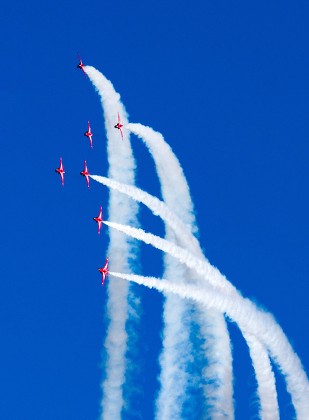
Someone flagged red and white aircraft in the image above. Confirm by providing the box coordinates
[77,54,87,76]
[84,121,93,148]
[98,258,109,285]
[93,206,103,234]
[80,160,90,188]
[55,157,65,186]
[114,113,124,140]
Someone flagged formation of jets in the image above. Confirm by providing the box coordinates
[54,55,131,286]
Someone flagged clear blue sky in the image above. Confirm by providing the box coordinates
[0,0,308,418]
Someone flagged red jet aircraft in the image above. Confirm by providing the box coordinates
[114,113,124,140]
[55,157,65,186]
[77,54,87,76]
[93,206,103,234]
[98,258,109,285]
[84,121,93,148]
[80,160,90,188]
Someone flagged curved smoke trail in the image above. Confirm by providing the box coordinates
[104,220,237,295]
[126,123,233,418]
[105,221,309,419]
[83,68,304,418]
[132,133,205,417]
[91,174,279,419]
[109,270,309,420]
[85,66,140,419]
[91,175,234,416]
[90,175,199,252]
[243,333,279,420]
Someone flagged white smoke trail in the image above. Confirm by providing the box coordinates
[91,174,233,417]
[83,70,284,418]
[106,222,309,419]
[85,66,140,419]
[104,220,237,295]
[126,122,211,417]
[126,123,196,229]
[127,123,234,417]
[92,169,280,418]
[85,69,233,417]
[243,333,279,420]
[109,271,309,419]
[92,175,279,418]
[157,258,194,419]
[89,175,200,253]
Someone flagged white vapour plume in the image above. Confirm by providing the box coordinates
[90,175,200,252]
[157,258,194,419]
[126,123,196,229]
[127,122,207,417]
[126,123,233,417]
[106,222,309,419]
[104,220,236,295]
[85,66,140,419]
[109,271,309,420]
[92,175,279,418]
[91,174,233,417]
[243,333,279,420]
[105,207,235,417]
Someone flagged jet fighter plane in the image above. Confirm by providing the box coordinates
[55,157,65,186]
[114,113,124,140]
[80,160,90,188]
[84,121,93,148]
[98,258,109,285]
[93,206,103,234]
[77,54,87,76]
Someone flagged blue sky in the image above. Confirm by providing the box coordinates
[0,0,308,418]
